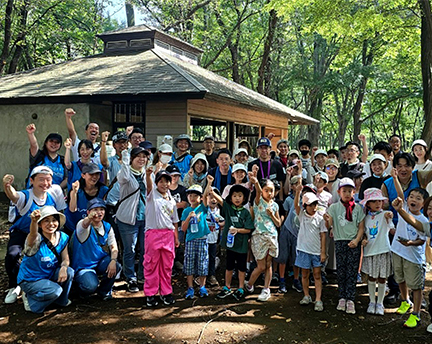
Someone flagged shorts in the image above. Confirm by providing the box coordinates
[361,252,392,279]
[275,229,297,264]
[250,232,278,260]
[226,249,247,272]
[392,252,424,290]
[295,250,322,270]
[183,239,209,276]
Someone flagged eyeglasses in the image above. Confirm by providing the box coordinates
[326,166,337,170]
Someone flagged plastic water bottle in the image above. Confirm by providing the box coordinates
[190,215,199,233]
[227,227,235,248]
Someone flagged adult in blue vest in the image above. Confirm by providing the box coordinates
[64,163,108,235]
[170,134,193,181]
[18,206,74,313]
[71,198,121,300]
[3,166,67,304]
[25,123,67,189]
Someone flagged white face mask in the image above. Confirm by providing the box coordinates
[160,154,171,164]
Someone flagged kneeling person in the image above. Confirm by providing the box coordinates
[71,198,121,300]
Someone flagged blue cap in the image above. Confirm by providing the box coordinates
[257,137,271,147]
[139,141,154,150]
[87,198,106,211]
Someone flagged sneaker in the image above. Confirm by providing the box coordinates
[22,292,31,312]
[185,287,195,300]
[403,313,420,328]
[427,323,432,333]
[314,300,324,312]
[160,294,175,305]
[278,281,287,294]
[208,275,219,287]
[257,289,271,302]
[337,298,346,311]
[299,295,312,305]
[4,286,21,304]
[292,279,302,293]
[146,295,159,307]
[100,293,113,301]
[137,278,145,285]
[65,299,72,307]
[232,288,245,301]
[375,303,385,316]
[346,300,356,314]
[397,300,413,315]
[199,286,209,298]
[216,286,233,299]
[127,281,139,293]
[367,302,376,314]
[244,282,254,294]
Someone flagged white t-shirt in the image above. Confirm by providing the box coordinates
[76,220,116,246]
[391,204,428,264]
[145,186,179,231]
[363,161,392,178]
[363,211,394,257]
[72,135,101,164]
[15,185,66,211]
[297,209,327,255]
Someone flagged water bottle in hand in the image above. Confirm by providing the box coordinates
[190,215,199,233]
[227,226,236,248]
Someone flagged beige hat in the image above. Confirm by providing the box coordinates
[37,206,66,228]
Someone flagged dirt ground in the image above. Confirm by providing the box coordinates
[0,216,431,344]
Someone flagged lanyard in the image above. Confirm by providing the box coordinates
[259,160,271,179]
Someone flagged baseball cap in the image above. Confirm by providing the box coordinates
[234,148,248,156]
[30,166,53,178]
[87,198,106,211]
[369,153,386,163]
[346,170,365,179]
[45,133,63,145]
[302,192,319,205]
[166,164,181,176]
[314,149,328,157]
[277,139,289,147]
[232,163,247,174]
[204,135,215,142]
[112,131,128,143]
[82,163,102,174]
[139,141,154,150]
[159,143,173,154]
[155,170,172,184]
[257,137,271,147]
[288,149,300,157]
[130,147,150,160]
[339,177,355,189]
[314,171,329,183]
[186,184,203,195]
[325,158,340,168]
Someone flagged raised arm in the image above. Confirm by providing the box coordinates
[145,166,154,195]
[100,131,110,169]
[64,108,77,145]
[3,174,19,204]
[203,175,214,207]
[64,138,73,169]
[359,134,368,163]
[27,209,41,248]
[392,197,427,232]
[209,187,223,206]
[293,182,302,216]
[248,172,261,206]
[26,123,39,157]
[68,181,80,212]
[391,168,404,200]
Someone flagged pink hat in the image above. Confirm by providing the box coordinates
[360,188,388,206]
[302,192,319,205]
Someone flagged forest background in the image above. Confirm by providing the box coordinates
[1,0,432,151]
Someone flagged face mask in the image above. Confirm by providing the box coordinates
[160,155,171,164]
[300,150,309,156]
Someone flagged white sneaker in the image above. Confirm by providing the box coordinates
[244,281,254,293]
[367,302,376,314]
[427,323,432,333]
[22,292,31,312]
[257,288,271,302]
[375,303,385,316]
[4,286,21,304]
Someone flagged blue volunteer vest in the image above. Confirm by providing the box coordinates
[26,155,65,188]
[170,154,193,180]
[70,221,111,271]
[67,160,104,192]
[384,170,420,225]
[64,186,108,231]
[10,190,58,234]
[17,232,69,284]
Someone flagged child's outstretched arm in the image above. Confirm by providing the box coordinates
[293,182,303,216]
[145,166,154,195]
[203,175,214,207]
[209,186,223,206]
[266,205,282,227]
[391,168,404,200]
[392,197,428,232]
[248,172,261,206]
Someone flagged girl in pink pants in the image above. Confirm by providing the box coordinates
[144,168,180,307]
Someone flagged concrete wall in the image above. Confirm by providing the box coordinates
[89,103,113,134]
[0,103,90,190]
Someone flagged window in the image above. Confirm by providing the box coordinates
[113,102,145,133]
[190,117,227,142]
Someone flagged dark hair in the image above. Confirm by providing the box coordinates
[78,139,95,158]
[38,214,60,233]
[327,149,339,159]
[373,141,392,155]
[298,139,311,149]
[216,148,232,159]
[339,145,347,151]
[392,152,415,168]
[129,128,144,138]
[259,178,275,189]
[411,142,431,162]
[389,134,402,141]
[345,141,361,154]
[303,200,318,210]
[408,187,429,202]
[423,196,432,218]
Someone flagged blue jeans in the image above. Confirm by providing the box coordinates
[74,256,122,297]
[20,267,74,314]
[117,220,145,281]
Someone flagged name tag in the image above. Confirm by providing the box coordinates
[230,216,239,223]
[41,257,51,262]
[269,173,276,180]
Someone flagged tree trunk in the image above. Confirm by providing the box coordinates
[0,0,15,75]
[419,0,432,145]
[7,0,29,74]
[125,2,135,27]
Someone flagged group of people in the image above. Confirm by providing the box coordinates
[2,108,432,333]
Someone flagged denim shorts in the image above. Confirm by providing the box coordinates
[295,250,322,269]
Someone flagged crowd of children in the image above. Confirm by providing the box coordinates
[2,108,432,333]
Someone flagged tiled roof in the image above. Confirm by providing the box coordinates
[0,49,318,125]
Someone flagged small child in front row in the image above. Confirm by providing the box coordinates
[210,175,254,301]
[293,186,327,312]
[391,175,429,328]
[182,178,213,299]
[144,169,180,308]
[359,188,394,316]
[206,187,225,287]
[245,177,281,302]
[324,177,365,315]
